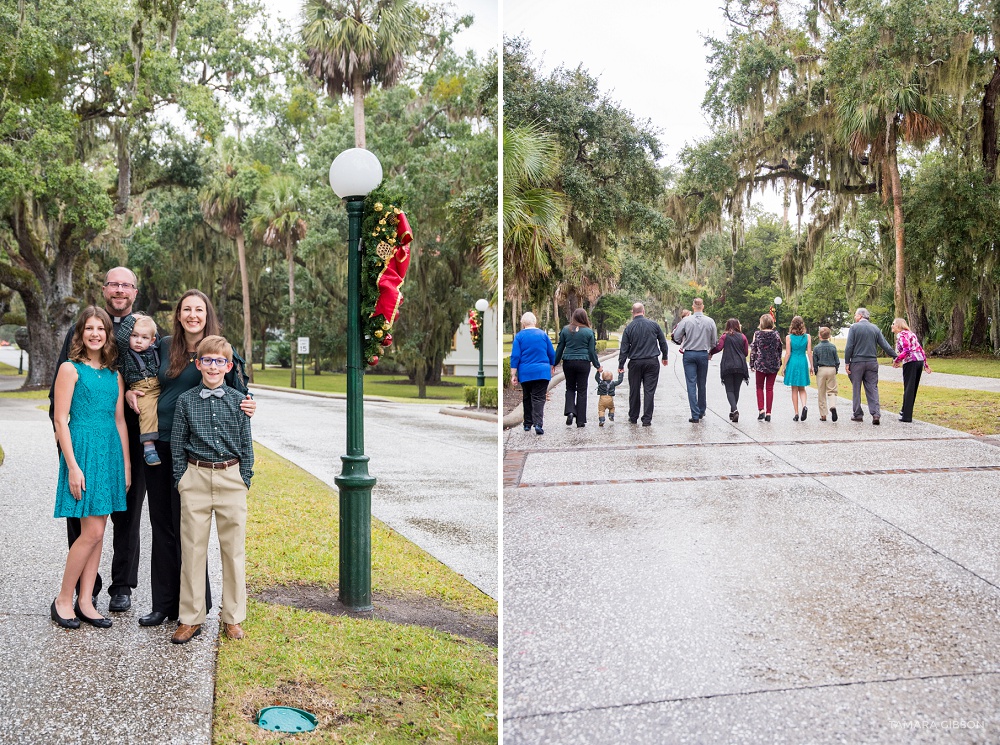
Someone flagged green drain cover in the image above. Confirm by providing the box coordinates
[257,706,318,733]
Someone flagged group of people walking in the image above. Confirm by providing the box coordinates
[509,298,931,431]
[48,267,255,645]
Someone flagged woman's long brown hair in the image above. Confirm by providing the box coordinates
[570,307,591,331]
[166,289,221,378]
[68,306,117,369]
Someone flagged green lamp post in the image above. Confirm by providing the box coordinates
[774,295,783,335]
[329,147,383,612]
[475,298,488,388]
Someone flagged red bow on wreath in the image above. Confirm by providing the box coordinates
[373,212,413,325]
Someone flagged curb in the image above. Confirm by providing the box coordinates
[249,383,393,403]
[502,350,619,429]
[440,406,499,423]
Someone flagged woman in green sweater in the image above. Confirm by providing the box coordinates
[554,308,602,427]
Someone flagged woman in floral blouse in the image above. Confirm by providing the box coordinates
[749,313,783,422]
[890,318,931,423]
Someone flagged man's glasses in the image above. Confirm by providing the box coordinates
[104,282,136,290]
[198,357,230,367]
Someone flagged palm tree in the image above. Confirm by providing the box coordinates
[301,0,420,148]
[200,142,256,381]
[249,176,308,389]
[502,123,567,321]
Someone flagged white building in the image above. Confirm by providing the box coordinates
[443,307,498,378]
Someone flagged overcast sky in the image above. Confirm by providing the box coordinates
[264,0,498,58]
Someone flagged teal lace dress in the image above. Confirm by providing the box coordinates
[783,333,811,387]
[54,362,127,518]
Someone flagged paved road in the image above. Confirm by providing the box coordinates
[248,387,498,599]
[0,395,221,744]
[503,345,1000,743]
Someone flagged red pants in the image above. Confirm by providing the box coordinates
[755,371,777,413]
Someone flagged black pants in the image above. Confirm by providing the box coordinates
[627,357,660,424]
[145,440,211,616]
[722,373,744,413]
[900,360,923,421]
[521,379,548,428]
[562,359,592,425]
[66,407,145,598]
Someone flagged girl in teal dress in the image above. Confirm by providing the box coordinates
[51,307,130,630]
[781,315,813,421]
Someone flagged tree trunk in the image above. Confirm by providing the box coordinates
[288,241,297,389]
[416,358,427,398]
[905,289,929,345]
[552,293,559,333]
[885,115,906,320]
[353,71,366,149]
[235,232,253,382]
[935,303,966,355]
[970,295,989,350]
[982,57,1000,184]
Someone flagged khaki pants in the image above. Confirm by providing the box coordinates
[815,366,838,417]
[131,377,161,441]
[597,395,615,418]
[177,462,247,626]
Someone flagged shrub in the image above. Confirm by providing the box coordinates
[503,357,511,388]
[596,340,608,353]
[464,386,498,408]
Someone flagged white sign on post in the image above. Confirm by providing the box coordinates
[297,337,310,355]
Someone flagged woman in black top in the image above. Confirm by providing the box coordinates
[709,318,750,422]
[125,289,255,626]
[554,308,602,427]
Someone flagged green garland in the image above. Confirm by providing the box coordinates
[360,184,407,366]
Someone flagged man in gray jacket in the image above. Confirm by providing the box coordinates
[843,307,896,425]
[618,303,669,426]
[672,298,719,423]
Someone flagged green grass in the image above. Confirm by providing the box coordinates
[919,355,1000,378]
[0,388,47,399]
[810,374,1000,436]
[0,360,18,375]
[214,445,497,743]
[249,368,496,402]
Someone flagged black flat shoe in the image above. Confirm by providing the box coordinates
[139,611,176,627]
[800,406,808,421]
[764,414,771,422]
[108,594,131,612]
[566,413,574,425]
[51,600,80,629]
[757,411,765,420]
[75,603,112,628]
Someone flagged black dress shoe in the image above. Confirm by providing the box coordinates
[108,594,131,612]
[566,413,574,425]
[139,611,176,627]
[51,600,80,629]
[75,603,112,628]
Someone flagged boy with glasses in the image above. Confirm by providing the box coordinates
[169,335,254,644]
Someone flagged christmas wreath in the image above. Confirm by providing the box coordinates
[360,184,413,366]
[468,308,482,349]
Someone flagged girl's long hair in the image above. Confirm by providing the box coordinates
[68,306,117,369]
[724,318,741,334]
[789,315,806,335]
[166,289,221,378]
[570,308,591,331]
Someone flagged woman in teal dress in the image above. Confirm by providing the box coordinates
[51,306,130,630]
[781,315,813,421]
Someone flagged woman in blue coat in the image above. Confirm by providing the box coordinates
[510,312,556,435]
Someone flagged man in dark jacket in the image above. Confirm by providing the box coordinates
[843,306,896,425]
[618,303,669,426]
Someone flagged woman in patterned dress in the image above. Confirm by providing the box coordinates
[51,307,130,629]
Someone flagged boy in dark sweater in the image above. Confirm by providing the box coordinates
[595,369,625,426]
[812,326,841,421]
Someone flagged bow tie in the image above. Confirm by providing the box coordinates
[199,387,226,399]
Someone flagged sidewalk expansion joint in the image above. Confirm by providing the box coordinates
[502,669,1000,723]
[510,464,1000,489]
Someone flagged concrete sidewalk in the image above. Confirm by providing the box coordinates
[0,392,222,744]
[503,347,1000,743]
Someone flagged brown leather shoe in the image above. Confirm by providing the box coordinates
[170,623,202,644]
[223,623,245,640]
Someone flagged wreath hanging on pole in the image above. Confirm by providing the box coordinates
[361,185,413,366]
[468,308,482,349]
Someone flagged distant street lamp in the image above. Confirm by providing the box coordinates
[329,147,383,612]
[475,298,488,388]
[774,296,783,333]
